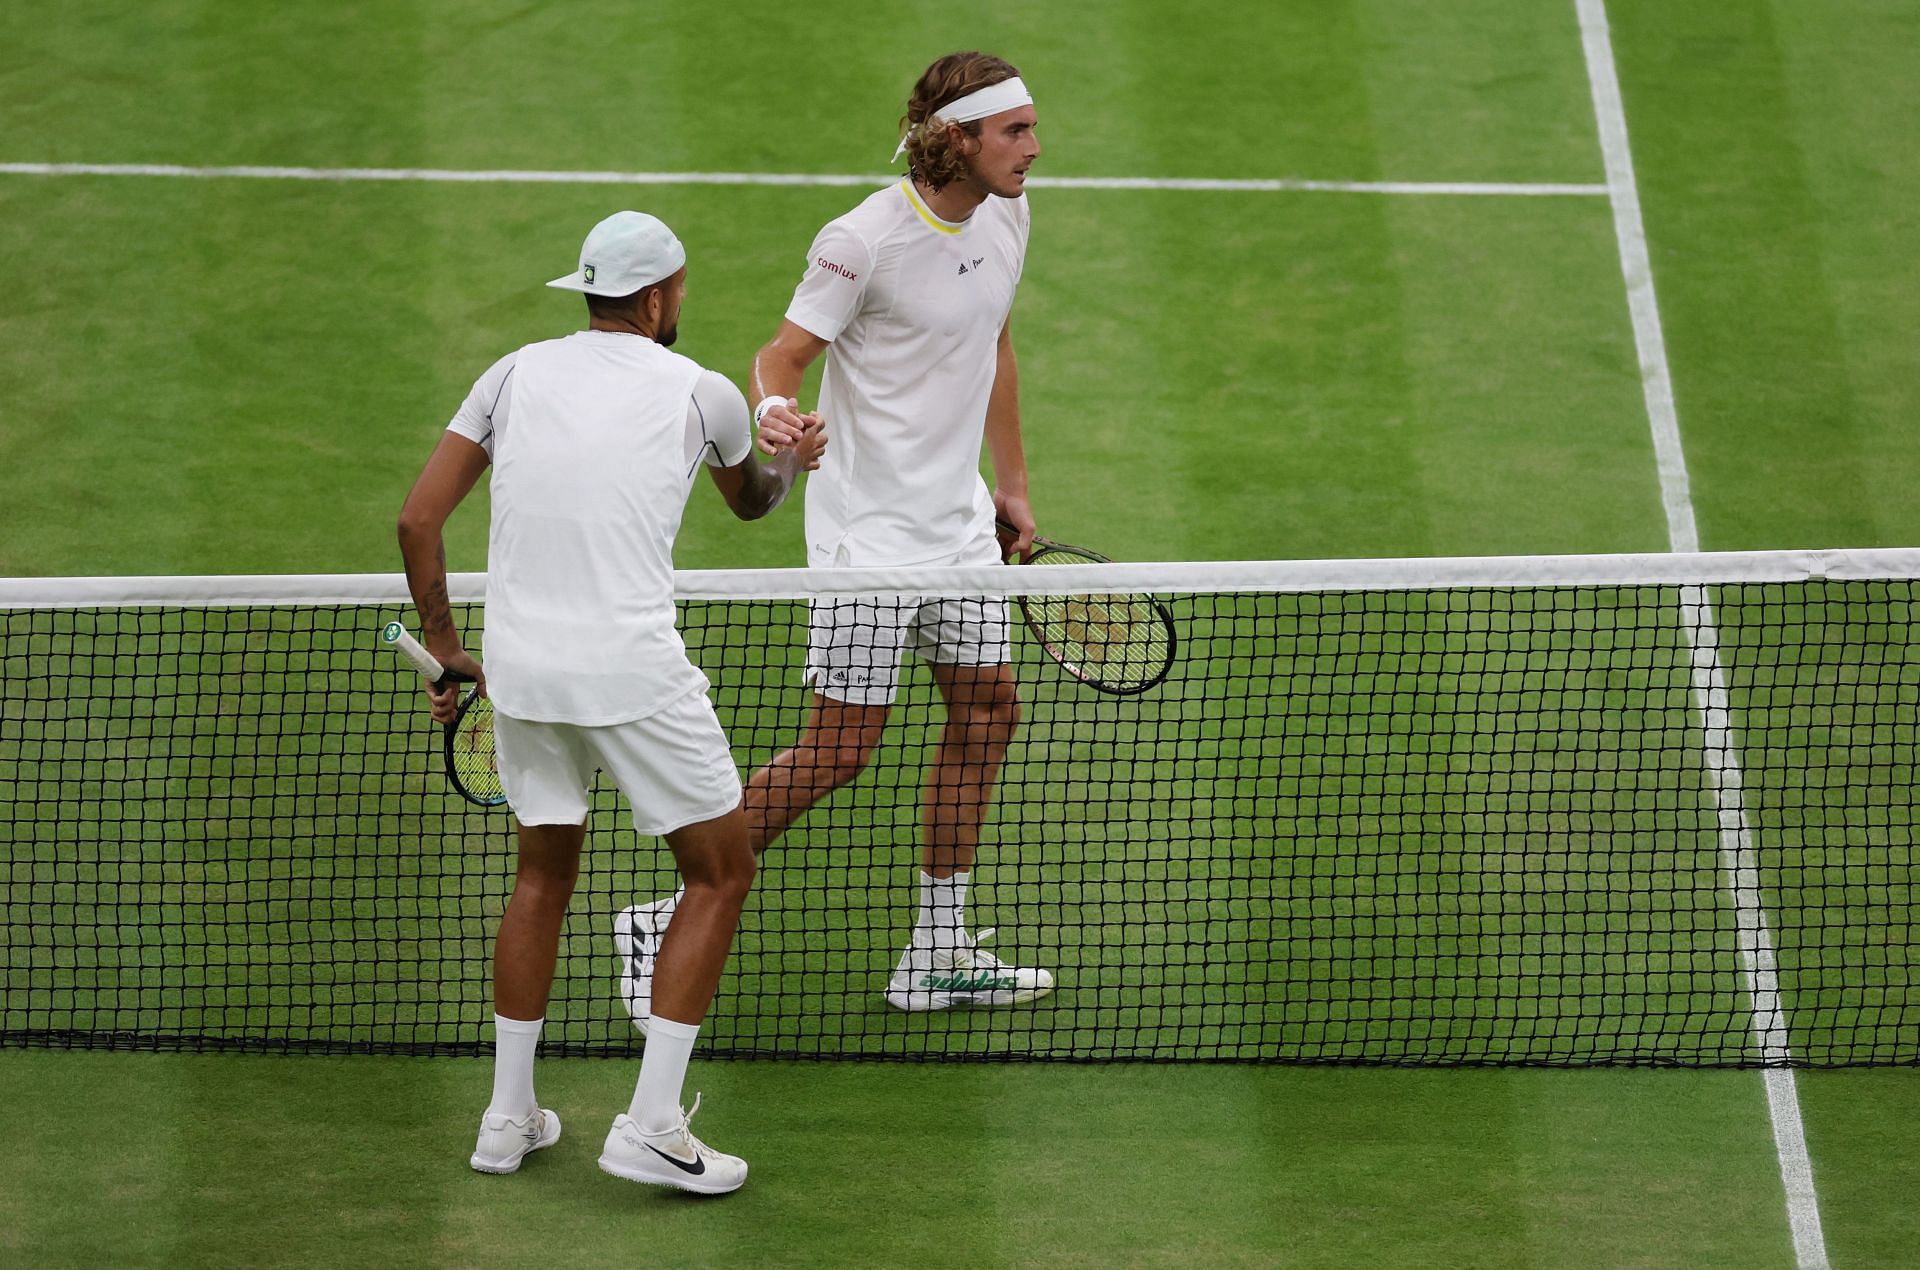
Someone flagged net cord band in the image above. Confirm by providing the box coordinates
[2,547,1918,609]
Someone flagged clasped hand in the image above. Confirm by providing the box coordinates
[755,403,828,469]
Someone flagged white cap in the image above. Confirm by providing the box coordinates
[546,211,686,295]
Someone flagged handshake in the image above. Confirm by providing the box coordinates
[754,397,828,470]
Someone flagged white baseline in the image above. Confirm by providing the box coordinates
[0,161,1605,198]
[1578,2,1829,1268]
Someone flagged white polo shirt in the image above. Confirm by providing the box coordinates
[785,180,1029,566]
[445,331,752,725]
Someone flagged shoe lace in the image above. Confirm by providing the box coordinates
[678,1092,714,1159]
[962,928,1010,971]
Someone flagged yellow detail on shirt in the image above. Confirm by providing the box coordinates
[900,179,964,235]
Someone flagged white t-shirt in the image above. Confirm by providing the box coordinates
[445,332,752,725]
[785,179,1029,566]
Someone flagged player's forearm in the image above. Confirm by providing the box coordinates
[984,339,1029,496]
[985,411,1029,495]
[748,340,808,405]
[732,449,802,521]
[396,434,488,658]
[397,528,462,656]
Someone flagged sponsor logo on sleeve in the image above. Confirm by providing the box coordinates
[815,257,859,282]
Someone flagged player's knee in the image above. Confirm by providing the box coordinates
[715,844,757,903]
[994,682,1022,734]
[688,846,755,909]
[510,861,578,912]
[963,677,1022,738]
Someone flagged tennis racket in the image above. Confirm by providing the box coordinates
[380,621,507,808]
[997,520,1177,695]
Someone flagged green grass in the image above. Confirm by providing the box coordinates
[0,173,1662,574]
[3,0,1919,1264]
[0,0,1637,576]
[0,1049,1833,1268]
[1608,0,1920,549]
[1797,1069,1920,1268]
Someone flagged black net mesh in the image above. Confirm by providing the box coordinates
[1,576,1913,1064]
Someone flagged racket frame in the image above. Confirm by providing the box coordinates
[995,522,1178,695]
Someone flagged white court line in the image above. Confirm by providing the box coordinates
[1576,3,1830,1267]
[0,161,1606,197]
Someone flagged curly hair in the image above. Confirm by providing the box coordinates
[898,52,1022,192]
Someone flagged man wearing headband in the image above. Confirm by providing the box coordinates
[611,51,1052,1021]
[399,210,823,1192]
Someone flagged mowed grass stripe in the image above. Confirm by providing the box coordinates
[0,2,1605,183]
[0,178,1654,576]
[0,1050,1805,1267]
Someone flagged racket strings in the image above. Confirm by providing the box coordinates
[1020,546,1175,693]
[449,694,505,802]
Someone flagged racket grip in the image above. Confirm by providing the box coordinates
[381,621,445,683]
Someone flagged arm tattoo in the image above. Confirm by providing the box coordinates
[421,541,456,641]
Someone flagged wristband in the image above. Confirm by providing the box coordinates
[753,396,794,428]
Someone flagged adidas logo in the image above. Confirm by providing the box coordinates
[957,256,985,276]
[920,971,1016,992]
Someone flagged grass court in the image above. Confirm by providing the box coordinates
[2,1,1917,1264]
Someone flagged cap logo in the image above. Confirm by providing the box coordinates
[583,264,596,284]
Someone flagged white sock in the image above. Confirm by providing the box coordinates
[629,1016,700,1133]
[914,869,971,952]
[487,1014,543,1120]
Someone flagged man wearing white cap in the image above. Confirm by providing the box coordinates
[613,51,1052,1021]
[397,209,823,1193]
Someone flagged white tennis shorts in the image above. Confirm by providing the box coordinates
[493,689,742,836]
[805,525,1011,707]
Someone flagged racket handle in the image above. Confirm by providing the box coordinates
[382,621,445,684]
[995,517,1054,555]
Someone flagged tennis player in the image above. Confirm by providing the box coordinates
[397,210,824,1193]
[615,51,1052,1020]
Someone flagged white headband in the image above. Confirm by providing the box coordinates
[891,76,1033,162]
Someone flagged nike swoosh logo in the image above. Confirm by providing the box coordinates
[646,1143,706,1176]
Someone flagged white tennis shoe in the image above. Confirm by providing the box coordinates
[613,896,677,1036]
[885,929,1055,1011]
[598,1095,747,1196]
[469,1107,561,1174]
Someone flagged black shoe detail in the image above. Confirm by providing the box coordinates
[623,919,658,978]
[646,1143,706,1176]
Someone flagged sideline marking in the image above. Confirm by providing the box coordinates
[1577,2,1829,1267]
